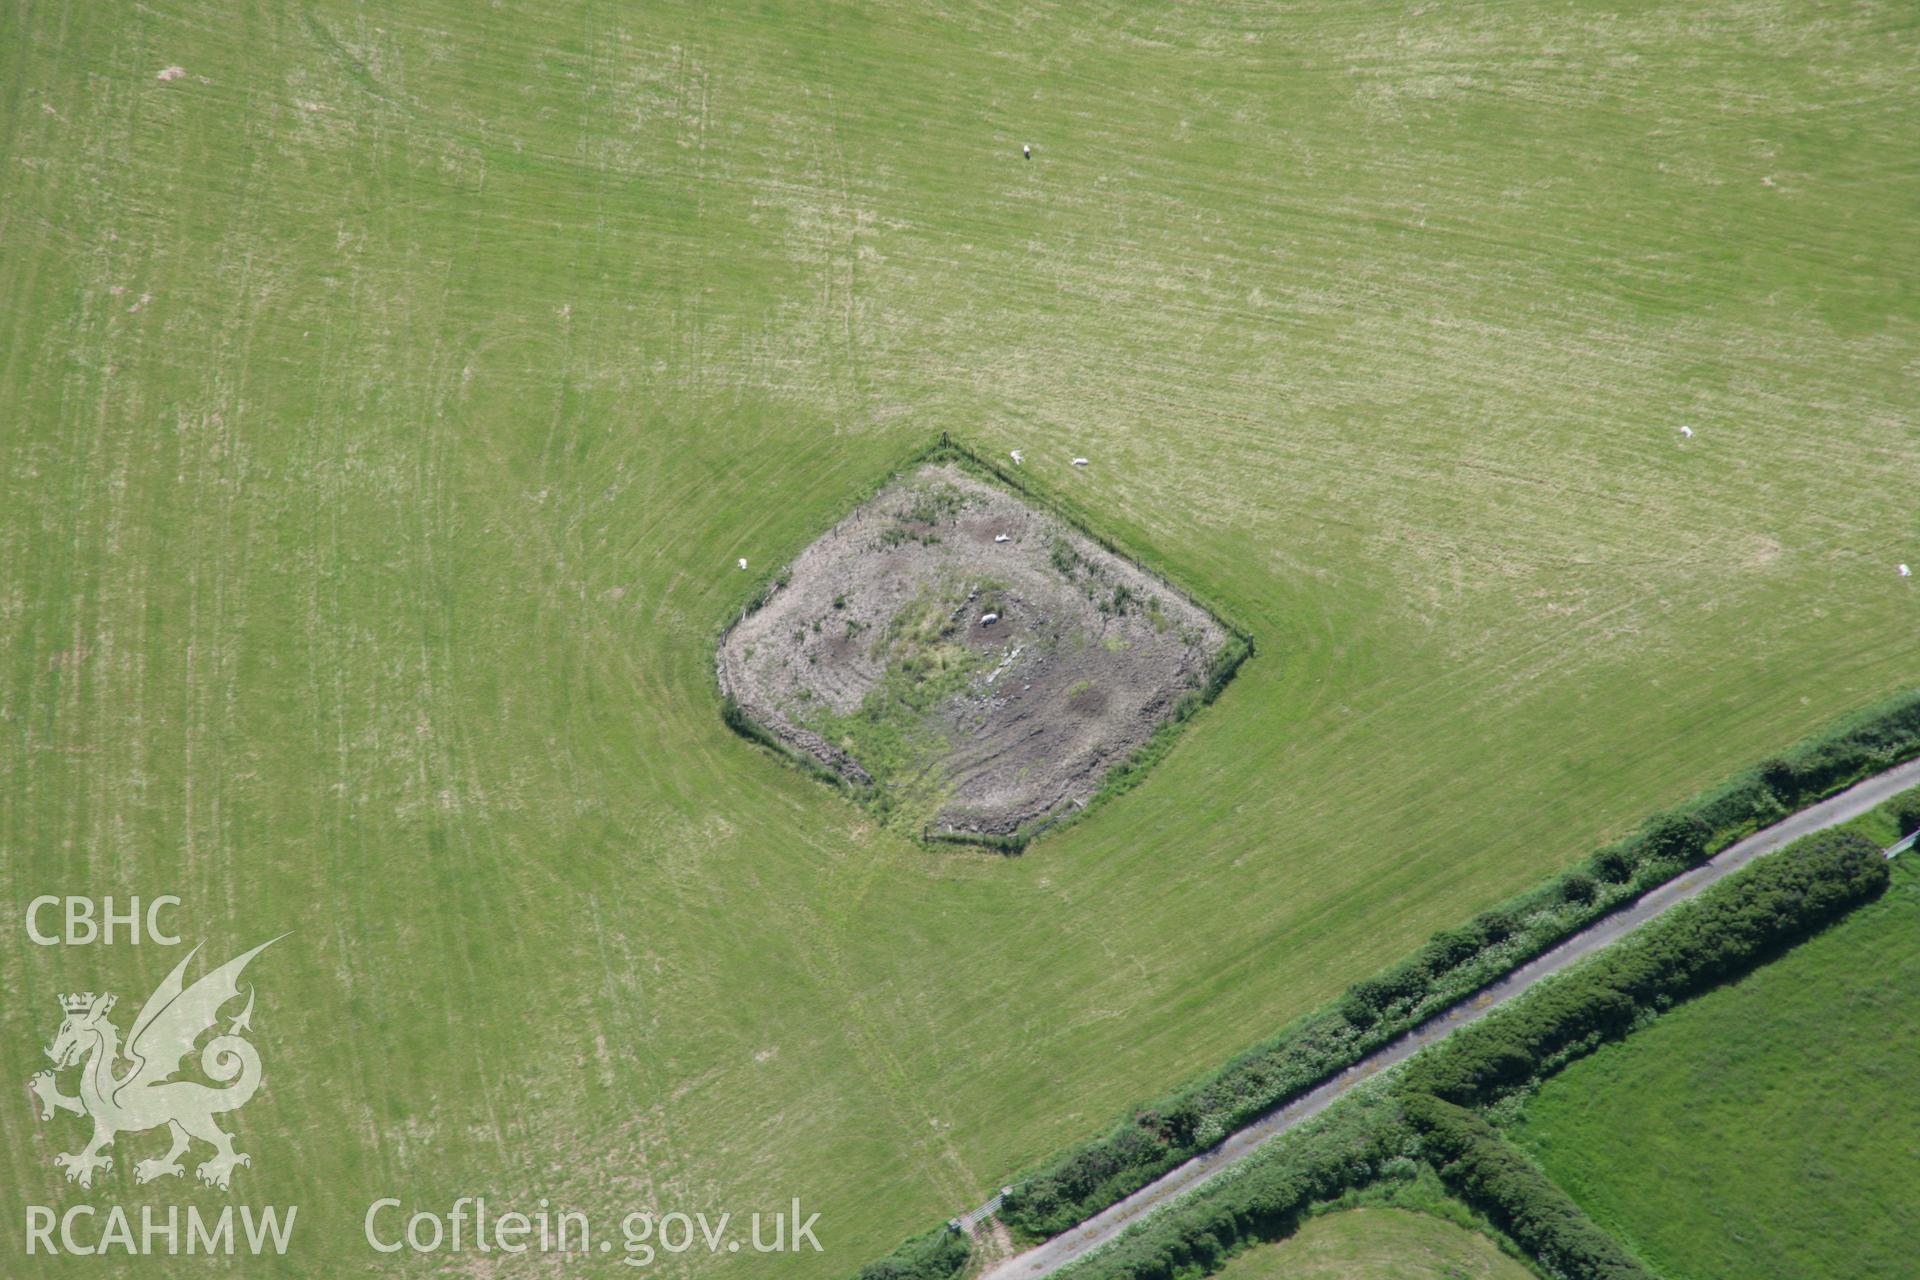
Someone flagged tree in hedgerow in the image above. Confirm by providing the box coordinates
[1640,811,1711,867]
[1758,756,1799,796]
[1560,872,1599,905]
[1472,908,1518,943]
[1890,791,1920,838]
[1590,843,1637,884]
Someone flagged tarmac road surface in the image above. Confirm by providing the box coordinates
[980,755,1920,1280]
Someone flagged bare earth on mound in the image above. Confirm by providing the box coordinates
[717,461,1229,838]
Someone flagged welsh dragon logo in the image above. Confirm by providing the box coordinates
[28,937,282,1191]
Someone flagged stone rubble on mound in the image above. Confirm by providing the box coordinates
[716,460,1232,839]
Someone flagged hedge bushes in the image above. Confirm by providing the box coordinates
[1001,881,1638,1238]
[1401,829,1889,1107]
[997,816,1771,1238]
[1388,828,1890,1278]
[1634,811,1710,867]
[1050,830,1884,1280]
[1890,789,1920,838]
[1055,1091,1411,1280]
[851,689,1920,1275]
[945,827,1895,1280]
[996,688,1920,1242]
[855,1226,970,1280]
[1403,1094,1652,1280]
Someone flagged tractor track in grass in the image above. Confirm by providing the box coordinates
[979,756,1920,1280]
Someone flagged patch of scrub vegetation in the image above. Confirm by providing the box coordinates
[1049,536,1088,579]
[881,580,1000,666]
[897,480,970,527]
[877,524,943,549]
[1506,851,1920,1280]
[1047,533,1153,618]
[1102,582,1139,616]
[800,584,992,821]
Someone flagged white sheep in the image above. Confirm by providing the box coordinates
[1901,564,1913,578]
[737,558,748,571]
[1071,457,1088,467]
[1680,426,1694,439]
[994,534,1010,543]
[980,612,1000,626]
[1010,449,1024,465]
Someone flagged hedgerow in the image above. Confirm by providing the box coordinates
[1043,827,1886,1280]
[1402,1094,1652,1280]
[854,1225,971,1280]
[1387,828,1888,1278]
[1890,788,1920,838]
[1054,1089,1411,1280]
[994,687,1920,1241]
[1399,828,1887,1107]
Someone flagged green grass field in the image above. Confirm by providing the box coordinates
[2,1,1917,1275]
[1509,851,1920,1279]
[1215,1209,1533,1280]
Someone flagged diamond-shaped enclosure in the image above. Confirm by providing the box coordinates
[718,452,1245,845]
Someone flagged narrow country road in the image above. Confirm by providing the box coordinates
[981,756,1920,1280]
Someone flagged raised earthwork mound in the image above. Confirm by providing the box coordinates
[717,456,1238,843]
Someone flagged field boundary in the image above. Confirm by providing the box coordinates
[969,757,1920,1279]
[964,687,1920,1244]
[854,689,1920,1278]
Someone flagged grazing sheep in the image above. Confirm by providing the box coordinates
[737,558,748,571]
[1071,457,1088,467]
